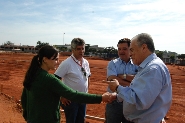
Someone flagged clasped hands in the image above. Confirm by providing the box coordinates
[102,92,117,103]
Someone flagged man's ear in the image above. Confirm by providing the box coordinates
[142,44,147,52]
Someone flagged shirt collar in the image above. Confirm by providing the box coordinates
[71,54,84,64]
[139,53,157,69]
[118,57,132,65]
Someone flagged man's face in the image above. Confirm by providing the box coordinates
[130,39,143,66]
[72,45,85,59]
[117,43,130,62]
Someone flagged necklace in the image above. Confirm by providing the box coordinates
[71,56,86,76]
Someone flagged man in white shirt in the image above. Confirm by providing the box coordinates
[54,38,90,123]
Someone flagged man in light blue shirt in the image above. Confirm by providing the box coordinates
[106,38,138,123]
[107,33,172,123]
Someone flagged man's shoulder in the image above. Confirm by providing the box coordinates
[107,58,120,67]
[82,57,89,63]
[148,58,167,69]
[82,57,88,61]
[111,58,120,64]
[56,57,73,69]
[62,57,73,63]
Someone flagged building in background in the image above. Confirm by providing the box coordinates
[0,44,37,53]
[0,43,184,65]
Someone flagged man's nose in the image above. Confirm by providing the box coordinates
[130,53,132,57]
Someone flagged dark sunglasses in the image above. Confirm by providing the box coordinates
[81,67,86,76]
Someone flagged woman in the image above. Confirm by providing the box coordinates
[21,45,110,123]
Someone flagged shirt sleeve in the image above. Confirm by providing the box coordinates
[49,74,102,104]
[117,65,163,110]
[54,60,69,78]
[107,60,117,77]
[86,60,91,77]
[21,88,27,120]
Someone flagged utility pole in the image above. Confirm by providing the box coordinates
[63,33,65,45]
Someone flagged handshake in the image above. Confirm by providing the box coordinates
[101,92,117,103]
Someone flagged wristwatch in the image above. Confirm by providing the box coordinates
[123,74,126,80]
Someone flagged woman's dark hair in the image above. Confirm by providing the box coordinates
[23,45,58,90]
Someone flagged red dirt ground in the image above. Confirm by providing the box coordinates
[0,53,185,123]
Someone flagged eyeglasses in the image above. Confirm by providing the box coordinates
[81,67,86,76]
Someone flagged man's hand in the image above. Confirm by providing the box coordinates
[103,79,119,92]
[60,97,71,106]
[107,75,130,87]
[102,92,117,103]
[108,92,117,103]
[102,92,111,103]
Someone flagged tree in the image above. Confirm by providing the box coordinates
[177,54,185,59]
[103,46,117,53]
[103,46,118,58]
[4,41,13,45]
[36,41,49,49]
[59,47,67,52]
[156,51,163,59]
[89,48,97,54]
[96,49,104,55]
[170,55,175,63]
[85,44,90,55]
[103,47,113,53]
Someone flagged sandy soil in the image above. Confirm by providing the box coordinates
[0,53,185,123]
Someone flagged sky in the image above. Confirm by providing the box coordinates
[0,0,185,54]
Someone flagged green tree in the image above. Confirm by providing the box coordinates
[103,46,117,53]
[85,44,90,55]
[96,49,104,55]
[89,48,97,54]
[177,54,185,59]
[36,41,49,49]
[170,55,175,63]
[103,46,118,58]
[156,51,163,59]
[59,47,67,52]
[4,41,13,45]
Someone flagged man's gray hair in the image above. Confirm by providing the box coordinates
[71,38,85,50]
[133,33,155,53]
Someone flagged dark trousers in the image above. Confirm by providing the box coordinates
[105,100,133,123]
[61,102,86,123]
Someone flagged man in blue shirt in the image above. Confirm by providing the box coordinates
[105,38,138,123]
[107,33,172,123]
